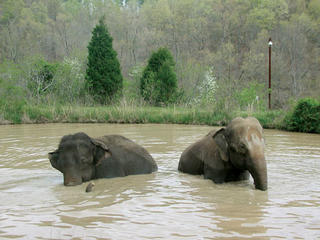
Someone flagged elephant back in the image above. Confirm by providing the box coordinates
[96,135,158,173]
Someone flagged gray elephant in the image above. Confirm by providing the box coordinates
[178,117,267,191]
[49,132,158,186]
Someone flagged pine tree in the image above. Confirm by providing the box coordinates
[86,17,123,103]
[140,47,177,105]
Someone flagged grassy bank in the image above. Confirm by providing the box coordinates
[0,103,285,129]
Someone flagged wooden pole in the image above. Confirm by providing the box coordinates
[268,38,272,110]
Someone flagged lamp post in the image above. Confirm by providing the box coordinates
[268,38,272,110]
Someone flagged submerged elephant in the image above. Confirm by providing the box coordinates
[178,117,267,191]
[49,132,158,186]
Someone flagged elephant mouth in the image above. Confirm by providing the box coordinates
[64,181,81,186]
[63,176,82,186]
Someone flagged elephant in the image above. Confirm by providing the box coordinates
[178,117,267,191]
[49,132,158,186]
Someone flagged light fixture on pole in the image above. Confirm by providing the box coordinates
[268,38,272,110]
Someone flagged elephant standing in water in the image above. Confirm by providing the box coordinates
[178,117,267,191]
[49,132,157,186]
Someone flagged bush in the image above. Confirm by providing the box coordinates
[53,57,87,104]
[123,65,144,102]
[27,58,59,101]
[0,78,26,123]
[140,47,177,105]
[283,98,320,133]
[236,82,266,111]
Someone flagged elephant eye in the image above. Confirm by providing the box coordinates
[81,156,92,164]
[238,143,247,154]
[230,143,247,154]
[78,147,91,158]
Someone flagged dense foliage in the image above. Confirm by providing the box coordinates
[283,98,320,133]
[0,0,319,124]
[86,17,123,103]
[140,48,177,105]
[0,77,26,123]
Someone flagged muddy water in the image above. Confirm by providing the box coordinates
[0,124,319,239]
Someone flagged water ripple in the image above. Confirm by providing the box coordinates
[0,124,319,239]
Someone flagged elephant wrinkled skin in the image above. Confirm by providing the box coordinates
[49,132,158,186]
[178,117,268,191]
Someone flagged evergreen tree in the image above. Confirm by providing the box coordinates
[86,17,123,103]
[140,47,177,105]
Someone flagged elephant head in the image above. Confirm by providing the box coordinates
[214,117,267,191]
[49,132,111,186]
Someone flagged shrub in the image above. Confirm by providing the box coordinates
[27,58,59,101]
[236,82,266,111]
[0,77,26,123]
[283,98,320,133]
[140,47,177,105]
[123,65,144,102]
[194,68,217,106]
[53,57,87,104]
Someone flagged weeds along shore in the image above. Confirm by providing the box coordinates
[0,103,284,130]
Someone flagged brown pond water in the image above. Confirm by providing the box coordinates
[0,123,319,239]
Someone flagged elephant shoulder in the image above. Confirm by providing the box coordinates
[179,141,204,174]
[181,136,213,161]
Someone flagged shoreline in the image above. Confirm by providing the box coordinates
[0,104,283,129]
[2,103,318,134]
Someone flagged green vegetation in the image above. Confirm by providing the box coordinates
[27,59,59,101]
[282,98,320,133]
[140,48,178,105]
[1,0,319,109]
[86,17,123,103]
[0,0,319,133]
[0,102,285,129]
[0,77,26,124]
[3,95,319,134]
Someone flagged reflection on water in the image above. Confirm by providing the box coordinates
[0,124,319,239]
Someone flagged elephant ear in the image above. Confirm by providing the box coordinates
[91,138,112,166]
[48,150,59,168]
[213,128,229,162]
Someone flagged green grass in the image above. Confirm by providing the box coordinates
[0,103,285,129]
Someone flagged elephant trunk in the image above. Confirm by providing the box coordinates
[248,159,268,191]
[63,169,82,186]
